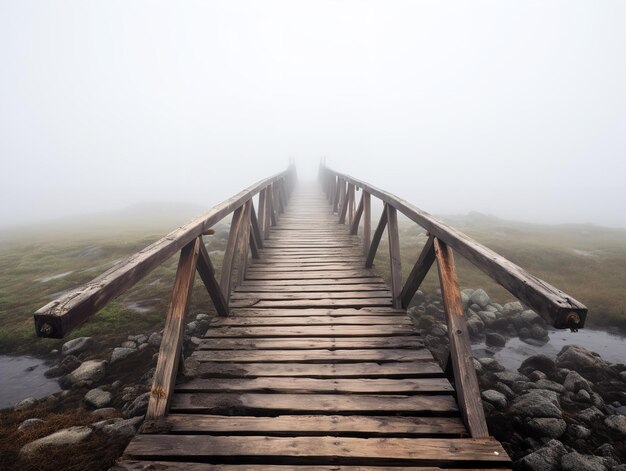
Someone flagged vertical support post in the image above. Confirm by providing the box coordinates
[146,238,200,419]
[338,183,350,224]
[333,177,341,213]
[220,205,245,303]
[362,191,371,256]
[258,188,267,240]
[387,205,402,309]
[347,184,355,225]
[349,191,364,235]
[249,200,263,252]
[236,200,252,287]
[265,186,273,236]
[434,238,489,438]
[196,239,229,316]
[269,184,278,226]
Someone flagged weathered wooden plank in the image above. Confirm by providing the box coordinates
[202,325,415,338]
[152,414,466,436]
[195,361,442,378]
[190,348,431,363]
[196,240,229,316]
[114,462,509,471]
[227,298,394,308]
[177,377,453,394]
[170,392,459,414]
[195,336,423,350]
[228,307,406,316]
[145,238,200,419]
[434,238,489,438]
[244,271,381,280]
[220,205,246,303]
[236,283,388,293]
[124,436,510,466]
[365,204,388,268]
[387,204,402,308]
[240,277,385,286]
[320,166,587,328]
[207,315,407,327]
[230,290,393,300]
[34,169,293,338]
[401,235,436,309]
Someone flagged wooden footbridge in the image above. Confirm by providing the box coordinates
[35,163,587,470]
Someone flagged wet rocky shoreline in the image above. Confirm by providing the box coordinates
[409,288,626,470]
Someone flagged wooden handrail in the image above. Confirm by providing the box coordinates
[34,165,296,338]
[320,164,587,330]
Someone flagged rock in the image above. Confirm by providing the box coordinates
[429,323,447,337]
[18,418,45,430]
[616,405,626,416]
[515,439,567,471]
[575,389,591,402]
[481,390,507,409]
[519,354,556,376]
[111,347,136,364]
[93,416,143,438]
[20,426,92,456]
[485,332,506,347]
[604,415,626,436]
[120,340,137,349]
[477,310,497,324]
[196,313,210,321]
[123,392,150,418]
[469,289,490,308]
[528,370,547,382]
[493,382,515,399]
[577,406,604,423]
[466,316,485,338]
[66,360,107,386]
[532,379,566,394]
[502,301,524,315]
[556,345,612,381]
[147,332,162,347]
[121,386,138,401]
[509,389,562,418]
[561,452,608,471]
[472,358,483,373]
[477,357,505,372]
[595,443,615,458]
[112,380,122,389]
[91,407,118,420]
[494,371,529,385]
[61,337,94,356]
[135,334,148,344]
[44,354,81,378]
[563,371,592,392]
[460,291,470,307]
[520,310,543,325]
[14,397,36,411]
[84,388,112,408]
[526,417,567,438]
[530,324,549,339]
[566,424,591,439]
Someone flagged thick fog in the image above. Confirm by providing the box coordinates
[1,1,625,229]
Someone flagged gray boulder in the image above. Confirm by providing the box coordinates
[467,316,485,338]
[530,324,549,339]
[567,424,591,439]
[561,452,609,471]
[519,354,556,376]
[477,310,497,324]
[20,426,92,456]
[469,289,490,308]
[563,371,592,392]
[502,301,524,316]
[61,337,94,356]
[18,418,45,430]
[92,416,143,438]
[120,340,137,349]
[123,392,150,418]
[604,415,626,436]
[556,345,611,380]
[494,371,529,385]
[14,397,36,411]
[478,357,505,372]
[111,347,136,364]
[526,417,567,438]
[481,390,507,409]
[147,332,162,347]
[520,310,543,325]
[509,389,562,418]
[485,332,506,347]
[577,406,604,423]
[66,360,107,386]
[515,439,568,471]
[84,388,112,408]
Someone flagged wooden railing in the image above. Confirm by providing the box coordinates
[319,163,588,438]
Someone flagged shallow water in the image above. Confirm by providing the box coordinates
[472,328,626,371]
[0,355,61,409]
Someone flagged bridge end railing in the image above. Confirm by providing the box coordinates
[34,163,297,419]
[319,163,587,438]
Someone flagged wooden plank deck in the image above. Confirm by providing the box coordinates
[115,183,511,470]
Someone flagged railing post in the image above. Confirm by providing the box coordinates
[145,237,200,420]
[258,188,267,240]
[349,191,364,235]
[347,184,355,225]
[236,200,253,287]
[196,239,229,316]
[400,235,436,309]
[338,182,350,224]
[387,205,402,308]
[249,200,263,253]
[220,205,245,303]
[365,204,388,268]
[434,238,489,438]
[265,185,273,236]
[362,191,371,256]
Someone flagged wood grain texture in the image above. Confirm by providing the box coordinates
[365,205,388,268]
[145,238,200,419]
[434,238,489,438]
[401,235,436,309]
[387,205,402,308]
[196,239,229,316]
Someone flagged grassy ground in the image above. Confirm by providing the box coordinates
[372,212,626,331]
[0,209,625,356]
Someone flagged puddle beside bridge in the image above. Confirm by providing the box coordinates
[472,327,626,371]
[0,355,60,409]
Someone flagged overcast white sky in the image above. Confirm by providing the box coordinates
[1,1,625,229]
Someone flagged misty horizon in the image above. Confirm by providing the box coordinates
[2,2,625,229]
